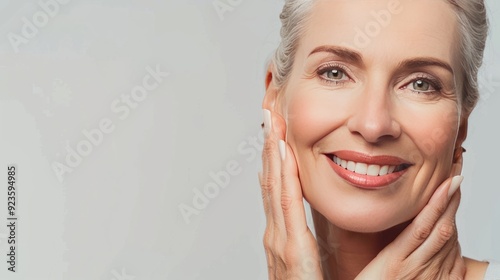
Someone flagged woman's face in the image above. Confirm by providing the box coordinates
[277,0,465,232]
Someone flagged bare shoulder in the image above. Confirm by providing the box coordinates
[464,257,489,280]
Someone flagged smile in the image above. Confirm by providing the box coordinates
[325,150,412,189]
[330,155,410,176]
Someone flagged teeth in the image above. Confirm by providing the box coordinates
[367,164,380,176]
[331,155,403,176]
[346,161,356,171]
[379,165,389,176]
[388,165,396,173]
[354,163,367,175]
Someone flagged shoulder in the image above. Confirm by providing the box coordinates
[464,257,494,280]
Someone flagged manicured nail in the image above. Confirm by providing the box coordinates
[279,140,286,161]
[448,175,463,199]
[263,109,272,138]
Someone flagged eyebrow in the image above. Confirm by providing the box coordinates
[308,45,363,66]
[397,58,454,74]
[308,45,454,74]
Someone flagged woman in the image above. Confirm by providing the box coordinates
[259,0,497,279]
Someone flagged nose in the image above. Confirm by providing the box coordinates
[346,85,401,143]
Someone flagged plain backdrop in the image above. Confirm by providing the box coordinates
[0,0,498,279]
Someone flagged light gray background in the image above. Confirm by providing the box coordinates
[0,0,498,279]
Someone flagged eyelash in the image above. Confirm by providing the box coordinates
[403,74,443,95]
[316,64,444,95]
[315,63,352,86]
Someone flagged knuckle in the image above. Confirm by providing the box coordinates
[263,140,278,159]
[437,223,455,243]
[280,172,288,185]
[433,200,448,215]
[261,194,271,213]
[263,230,274,252]
[281,193,293,214]
[412,221,432,241]
[262,176,279,192]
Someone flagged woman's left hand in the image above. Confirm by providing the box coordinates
[356,160,465,280]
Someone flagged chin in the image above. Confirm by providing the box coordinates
[336,216,401,233]
[309,196,415,233]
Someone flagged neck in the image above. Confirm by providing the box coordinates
[311,208,410,280]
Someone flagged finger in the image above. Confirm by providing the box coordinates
[260,109,282,278]
[261,109,286,228]
[260,109,272,220]
[280,139,309,238]
[410,187,461,262]
[260,197,279,275]
[384,177,454,259]
[440,239,459,277]
[258,171,272,222]
[449,244,466,279]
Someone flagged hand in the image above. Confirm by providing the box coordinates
[356,158,465,280]
[259,109,323,280]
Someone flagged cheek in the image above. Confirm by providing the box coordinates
[403,105,458,157]
[397,102,459,217]
[398,101,459,173]
[285,85,350,147]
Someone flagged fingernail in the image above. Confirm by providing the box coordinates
[258,171,263,185]
[263,109,272,138]
[448,175,463,199]
[279,140,286,161]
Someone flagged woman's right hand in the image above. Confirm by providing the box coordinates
[259,109,323,280]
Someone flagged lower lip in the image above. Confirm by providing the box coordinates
[326,155,408,189]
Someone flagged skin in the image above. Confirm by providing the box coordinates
[284,0,460,232]
[261,0,489,278]
[260,110,470,279]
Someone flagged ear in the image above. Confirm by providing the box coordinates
[262,62,282,114]
[453,114,469,164]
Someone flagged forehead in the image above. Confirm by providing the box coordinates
[297,0,459,67]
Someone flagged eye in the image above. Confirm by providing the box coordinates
[324,69,346,80]
[410,79,433,92]
[404,76,442,94]
[316,64,351,84]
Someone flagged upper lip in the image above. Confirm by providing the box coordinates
[325,150,412,166]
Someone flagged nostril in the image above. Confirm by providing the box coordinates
[347,116,401,143]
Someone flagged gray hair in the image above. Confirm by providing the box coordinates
[272,0,488,115]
